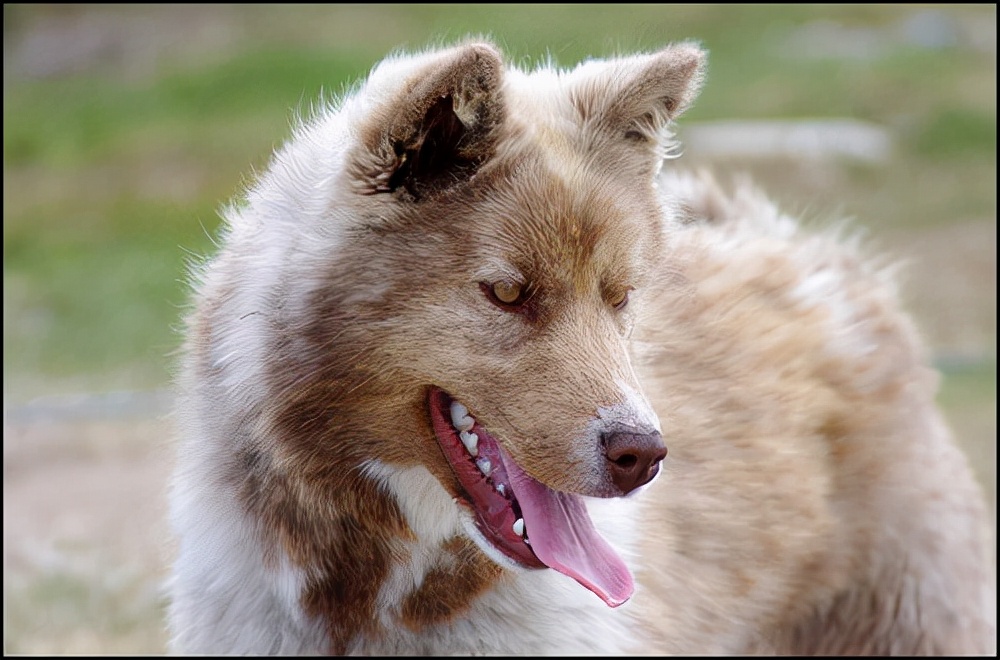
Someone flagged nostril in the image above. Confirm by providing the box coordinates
[613,454,638,469]
[602,431,667,495]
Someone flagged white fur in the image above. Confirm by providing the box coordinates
[168,413,328,654]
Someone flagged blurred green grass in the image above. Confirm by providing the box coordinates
[3,4,995,394]
[5,568,164,654]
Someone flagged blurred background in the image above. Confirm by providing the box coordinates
[3,4,995,653]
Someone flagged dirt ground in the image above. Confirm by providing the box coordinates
[3,418,174,653]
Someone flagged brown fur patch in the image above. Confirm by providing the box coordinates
[252,379,419,652]
[400,536,505,632]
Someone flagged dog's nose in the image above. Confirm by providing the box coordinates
[602,431,667,495]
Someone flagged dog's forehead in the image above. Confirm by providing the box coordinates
[487,78,665,271]
[470,153,660,285]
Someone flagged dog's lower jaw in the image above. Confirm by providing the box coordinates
[426,387,638,607]
[426,387,543,567]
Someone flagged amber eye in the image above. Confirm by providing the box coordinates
[609,289,630,310]
[482,279,532,312]
[492,279,524,305]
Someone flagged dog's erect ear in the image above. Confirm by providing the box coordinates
[351,42,506,201]
[571,43,706,174]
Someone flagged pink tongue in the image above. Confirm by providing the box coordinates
[502,456,634,607]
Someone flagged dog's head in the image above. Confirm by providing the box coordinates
[259,40,705,608]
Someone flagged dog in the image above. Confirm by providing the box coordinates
[167,40,995,654]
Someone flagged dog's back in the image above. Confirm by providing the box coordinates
[632,172,995,654]
[167,41,995,655]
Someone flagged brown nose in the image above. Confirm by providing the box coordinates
[602,431,667,495]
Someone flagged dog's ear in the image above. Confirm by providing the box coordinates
[351,42,505,201]
[571,43,705,175]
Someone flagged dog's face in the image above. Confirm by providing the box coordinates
[262,42,704,607]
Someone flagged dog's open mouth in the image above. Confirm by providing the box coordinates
[427,387,634,607]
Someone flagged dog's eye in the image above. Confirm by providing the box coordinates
[481,279,531,311]
[492,279,523,305]
[609,289,630,310]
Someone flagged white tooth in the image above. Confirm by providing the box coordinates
[449,401,475,431]
[459,431,479,457]
[512,518,525,537]
[496,483,506,496]
[475,457,492,476]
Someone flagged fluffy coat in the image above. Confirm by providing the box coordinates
[167,40,995,655]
